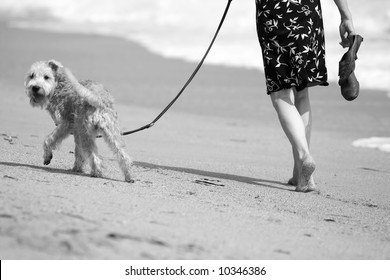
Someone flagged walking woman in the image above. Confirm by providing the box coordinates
[255,0,355,192]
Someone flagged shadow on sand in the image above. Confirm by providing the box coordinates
[0,160,291,191]
[135,161,291,191]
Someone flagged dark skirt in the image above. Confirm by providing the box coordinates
[256,0,329,94]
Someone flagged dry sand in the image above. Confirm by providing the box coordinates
[0,21,389,259]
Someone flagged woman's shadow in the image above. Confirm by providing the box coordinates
[0,160,291,191]
[136,161,291,191]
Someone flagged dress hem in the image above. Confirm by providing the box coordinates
[266,81,329,95]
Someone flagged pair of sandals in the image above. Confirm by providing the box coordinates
[338,34,364,101]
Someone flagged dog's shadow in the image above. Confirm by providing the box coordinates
[0,160,95,179]
[0,160,291,191]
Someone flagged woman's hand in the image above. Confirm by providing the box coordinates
[339,19,355,48]
[333,0,355,48]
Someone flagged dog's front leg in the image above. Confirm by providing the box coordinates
[43,123,70,165]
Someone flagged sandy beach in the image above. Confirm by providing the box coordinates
[0,21,390,259]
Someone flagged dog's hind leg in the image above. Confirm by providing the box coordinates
[80,133,103,178]
[72,132,86,173]
[100,122,133,182]
[43,123,70,165]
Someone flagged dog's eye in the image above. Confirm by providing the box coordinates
[29,73,34,79]
[44,75,50,80]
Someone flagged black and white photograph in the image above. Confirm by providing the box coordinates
[0,0,389,272]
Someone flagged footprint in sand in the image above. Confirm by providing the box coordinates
[2,133,17,144]
[107,233,169,248]
[274,249,291,255]
[3,175,18,181]
[0,214,14,219]
[194,178,225,187]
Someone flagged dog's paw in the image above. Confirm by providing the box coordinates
[43,139,53,165]
[124,173,135,183]
[43,152,53,165]
[125,178,135,184]
[90,169,103,178]
[72,166,84,173]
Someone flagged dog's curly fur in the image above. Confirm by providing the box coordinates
[25,60,133,182]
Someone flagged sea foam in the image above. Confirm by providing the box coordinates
[352,137,390,153]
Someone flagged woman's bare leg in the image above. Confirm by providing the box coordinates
[288,88,313,185]
[270,88,316,192]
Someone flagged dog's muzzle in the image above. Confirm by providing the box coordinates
[28,85,45,104]
[32,85,40,93]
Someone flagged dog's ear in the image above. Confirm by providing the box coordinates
[47,60,64,81]
[47,59,63,72]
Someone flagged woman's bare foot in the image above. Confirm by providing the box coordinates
[288,177,298,186]
[307,178,319,193]
[288,163,299,186]
[295,155,316,193]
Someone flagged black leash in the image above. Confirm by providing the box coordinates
[121,0,233,136]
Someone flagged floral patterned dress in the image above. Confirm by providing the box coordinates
[256,0,329,94]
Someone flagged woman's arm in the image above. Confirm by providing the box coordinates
[333,0,355,47]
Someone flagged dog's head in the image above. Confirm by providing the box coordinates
[25,60,63,108]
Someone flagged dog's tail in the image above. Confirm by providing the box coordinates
[62,67,104,108]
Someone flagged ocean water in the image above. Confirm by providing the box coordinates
[1,1,389,152]
[1,0,390,92]
[352,137,390,153]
